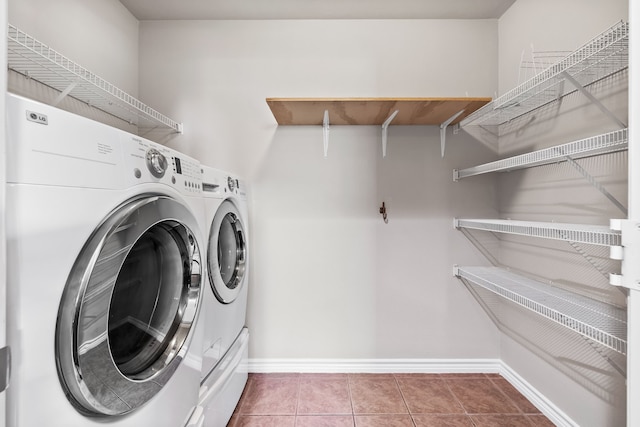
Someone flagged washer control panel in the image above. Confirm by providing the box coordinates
[126,136,202,195]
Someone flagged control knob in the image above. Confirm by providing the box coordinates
[146,148,167,178]
[227,176,236,192]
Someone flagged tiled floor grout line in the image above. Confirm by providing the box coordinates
[295,373,301,420]
[487,375,527,416]
[441,375,472,418]
[392,374,418,427]
[346,374,356,427]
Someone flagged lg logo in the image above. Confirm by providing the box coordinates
[26,110,48,125]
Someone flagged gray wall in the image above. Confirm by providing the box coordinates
[138,19,502,360]
[494,1,629,425]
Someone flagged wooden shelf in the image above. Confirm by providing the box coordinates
[266,97,492,126]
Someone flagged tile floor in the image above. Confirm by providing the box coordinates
[227,373,556,427]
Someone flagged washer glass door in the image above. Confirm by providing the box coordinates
[56,195,202,416]
[208,200,247,303]
[108,221,190,377]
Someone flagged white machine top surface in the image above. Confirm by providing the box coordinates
[6,93,202,196]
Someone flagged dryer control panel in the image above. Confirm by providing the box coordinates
[124,136,202,196]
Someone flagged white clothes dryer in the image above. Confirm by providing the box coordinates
[196,166,250,426]
[5,93,206,427]
[200,166,249,373]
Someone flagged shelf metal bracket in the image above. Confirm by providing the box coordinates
[563,154,628,216]
[52,79,79,107]
[381,110,399,158]
[556,79,566,102]
[562,72,627,129]
[551,145,628,215]
[440,110,465,158]
[560,233,619,286]
[323,110,330,157]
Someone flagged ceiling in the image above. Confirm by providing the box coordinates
[119,0,516,21]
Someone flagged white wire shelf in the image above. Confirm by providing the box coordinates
[455,219,621,247]
[455,266,627,354]
[454,128,627,180]
[7,24,183,133]
[460,21,628,127]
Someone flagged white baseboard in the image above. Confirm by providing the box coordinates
[499,362,577,427]
[247,358,502,374]
[248,358,577,426]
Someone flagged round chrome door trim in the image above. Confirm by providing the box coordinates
[207,199,247,304]
[55,195,202,416]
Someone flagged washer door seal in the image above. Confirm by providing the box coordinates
[55,195,202,416]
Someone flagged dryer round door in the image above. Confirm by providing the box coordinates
[55,195,203,416]
[208,199,247,304]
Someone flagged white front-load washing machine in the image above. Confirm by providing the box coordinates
[196,166,250,427]
[5,93,206,427]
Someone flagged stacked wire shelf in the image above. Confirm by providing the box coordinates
[460,20,628,128]
[454,128,628,180]
[455,266,627,354]
[7,24,183,133]
[453,21,630,360]
[455,219,621,247]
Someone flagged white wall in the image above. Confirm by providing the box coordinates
[496,1,629,426]
[138,19,502,360]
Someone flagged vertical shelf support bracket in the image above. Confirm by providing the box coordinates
[381,110,399,158]
[440,110,465,158]
[562,72,627,129]
[323,110,330,157]
[562,153,628,216]
[52,79,79,107]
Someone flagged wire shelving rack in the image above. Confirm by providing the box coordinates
[7,24,183,133]
[455,266,627,354]
[460,21,628,128]
[454,128,627,180]
[455,219,621,247]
